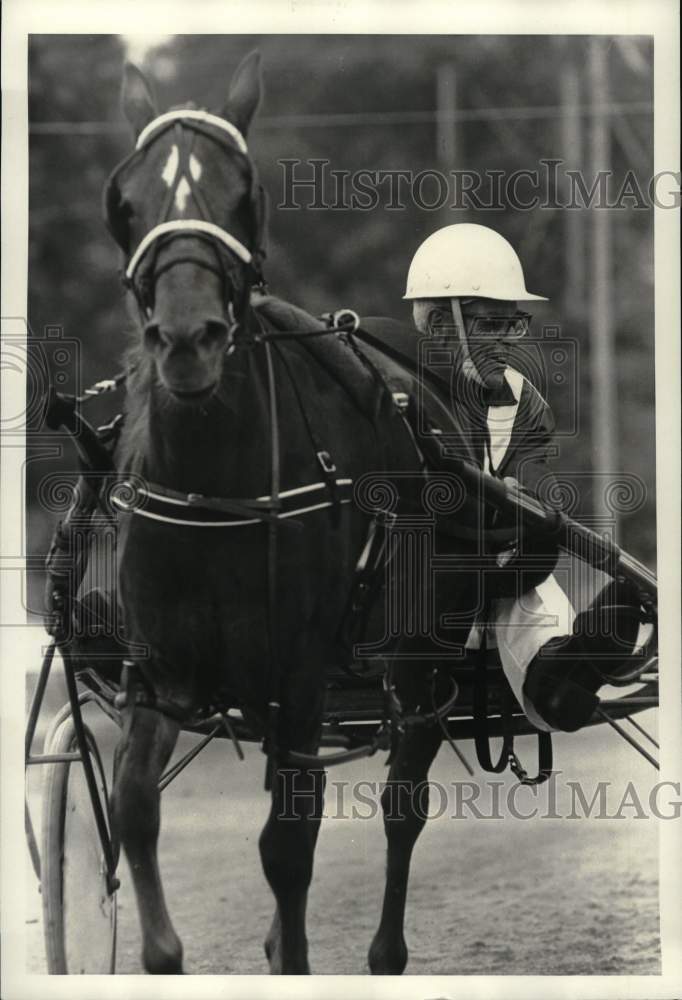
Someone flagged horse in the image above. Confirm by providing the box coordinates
[103,51,478,975]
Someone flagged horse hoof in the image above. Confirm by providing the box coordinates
[145,955,184,975]
[264,937,281,974]
[368,935,408,975]
[143,940,184,975]
[280,958,310,974]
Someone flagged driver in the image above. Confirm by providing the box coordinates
[403,223,642,732]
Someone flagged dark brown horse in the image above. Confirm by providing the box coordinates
[105,52,473,975]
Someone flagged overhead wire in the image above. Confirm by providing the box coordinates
[29,102,653,136]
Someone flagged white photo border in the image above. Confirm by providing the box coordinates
[2,2,680,998]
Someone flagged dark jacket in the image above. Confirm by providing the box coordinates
[353,317,561,600]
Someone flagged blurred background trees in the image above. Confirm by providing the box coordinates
[26,34,655,612]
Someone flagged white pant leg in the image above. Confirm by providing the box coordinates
[492,576,577,732]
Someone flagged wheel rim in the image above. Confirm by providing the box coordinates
[41,718,117,974]
[62,734,117,973]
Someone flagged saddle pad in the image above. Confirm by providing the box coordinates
[251,290,327,334]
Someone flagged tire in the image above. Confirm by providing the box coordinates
[41,716,117,974]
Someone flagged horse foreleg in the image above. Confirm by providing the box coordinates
[111,706,183,974]
[263,908,281,967]
[369,724,442,974]
[259,763,325,974]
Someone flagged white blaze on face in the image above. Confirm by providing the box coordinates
[161,144,203,213]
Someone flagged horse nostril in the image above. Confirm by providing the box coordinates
[198,320,229,351]
[144,323,166,352]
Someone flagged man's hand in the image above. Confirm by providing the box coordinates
[503,475,522,493]
[484,473,561,598]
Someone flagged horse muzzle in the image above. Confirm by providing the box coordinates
[144,319,230,399]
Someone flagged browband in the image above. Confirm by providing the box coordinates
[136,109,248,155]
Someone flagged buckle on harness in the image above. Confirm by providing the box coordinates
[332,308,360,333]
[392,391,410,413]
[317,451,336,475]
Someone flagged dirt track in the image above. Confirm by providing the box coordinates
[25,668,660,976]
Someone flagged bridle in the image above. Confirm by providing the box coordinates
[103,108,268,323]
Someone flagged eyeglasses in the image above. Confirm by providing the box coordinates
[461,311,532,341]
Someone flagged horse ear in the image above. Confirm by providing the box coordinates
[223,51,262,137]
[121,63,158,138]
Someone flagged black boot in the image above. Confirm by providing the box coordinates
[523,578,643,732]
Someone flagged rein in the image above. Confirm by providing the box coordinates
[262,331,282,790]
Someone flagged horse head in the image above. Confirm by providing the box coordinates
[105,52,265,400]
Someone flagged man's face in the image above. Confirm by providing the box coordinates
[457,297,528,388]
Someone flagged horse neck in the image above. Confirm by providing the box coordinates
[123,345,272,498]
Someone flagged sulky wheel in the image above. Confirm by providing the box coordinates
[40,716,117,973]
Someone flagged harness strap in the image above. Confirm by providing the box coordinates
[114,660,190,727]
[262,335,282,791]
[336,511,399,666]
[106,113,263,323]
[473,610,553,785]
[111,477,352,528]
[126,220,253,282]
[135,109,248,154]
[128,480,281,521]
[144,125,236,300]
[273,342,341,525]
[142,123,188,305]
[473,619,514,773]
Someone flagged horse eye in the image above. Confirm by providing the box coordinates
[118,199,133,222]
[106,193,134,252]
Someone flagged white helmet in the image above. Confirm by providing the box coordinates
[403,223,547,301]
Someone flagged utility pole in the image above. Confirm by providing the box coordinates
[560,60,586,320]
[589,37,618,532]
[436,63,457,225]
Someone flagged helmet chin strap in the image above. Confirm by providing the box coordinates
[449,298,485,386]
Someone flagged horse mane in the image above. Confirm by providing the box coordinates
[115,337,154,473]
[168,100,200,111]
